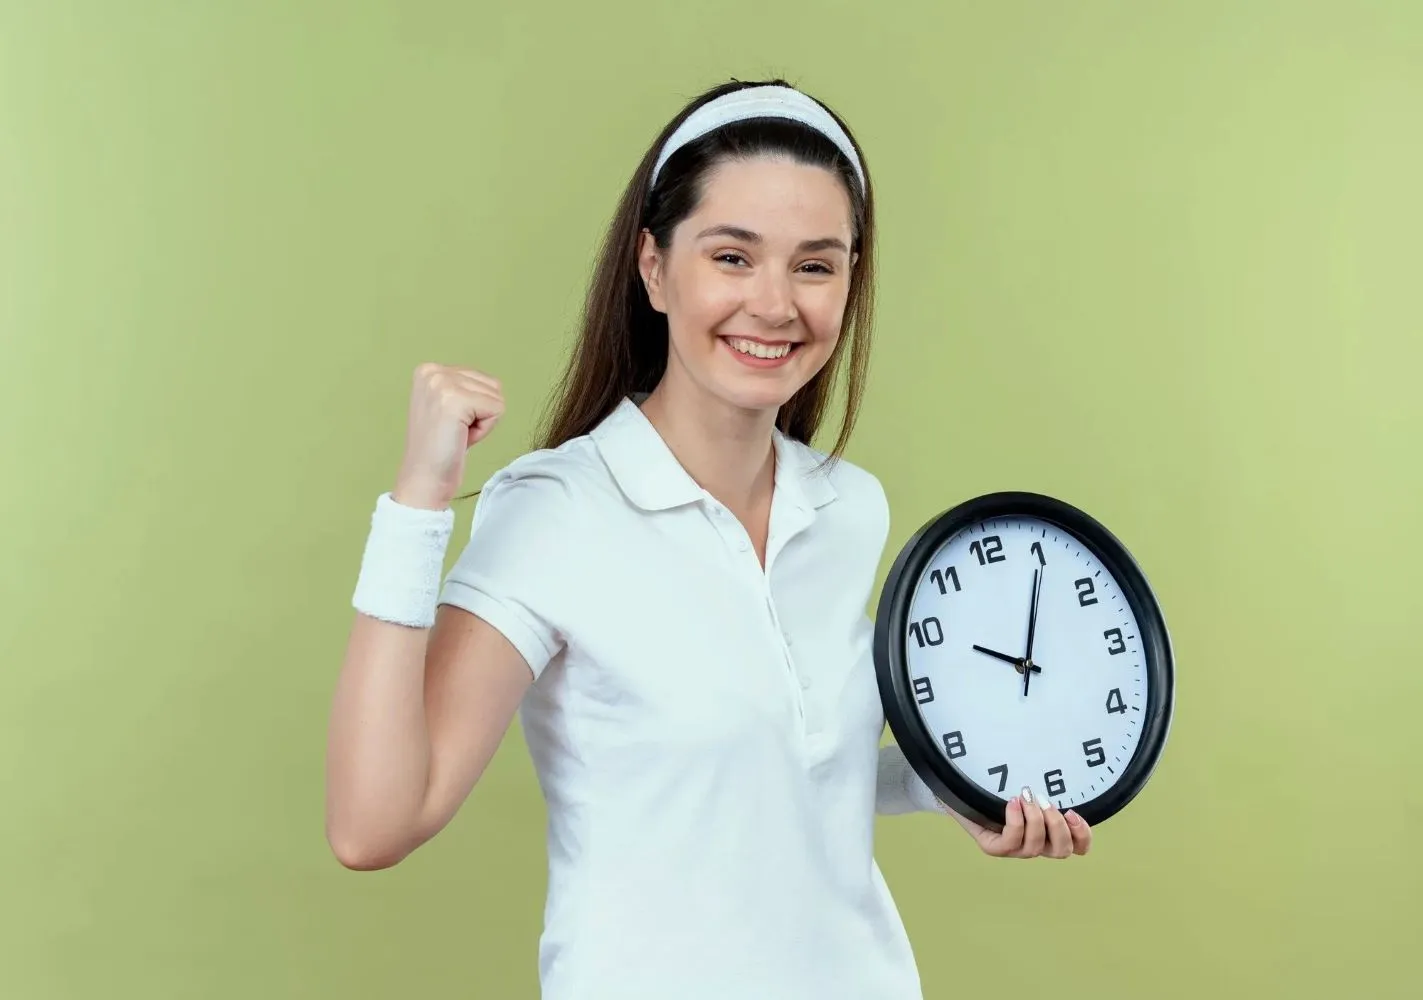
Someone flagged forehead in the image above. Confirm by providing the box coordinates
[684,156,854,240]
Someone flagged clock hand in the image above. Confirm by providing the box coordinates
[1024,567,1043,661]
[1022,567,1045,697]
[972,644,1043,672]
[971,644,1019,666]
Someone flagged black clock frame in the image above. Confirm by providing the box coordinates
[873,491,1174,832]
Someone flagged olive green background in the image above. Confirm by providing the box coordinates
[2,1,1418,997]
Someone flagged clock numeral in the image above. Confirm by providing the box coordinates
[1105,687,1127,714]
[988,764,1008,793]
[1075,577,1098,606]
[1030,541,1046,566]
[909,616,944,648]
[942,731,966,759]
[1104,627,1126,655]
[970,535,1005,565]
[930,566,961,594]
[1083,737,1106,767]
[913,676,935,704]
[1044,769,1066,798]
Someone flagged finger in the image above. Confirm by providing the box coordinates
[466,400,505,444]
[1042,805,1073,859]
[426,366,500,402]
[456,369,503,395]
[445,383,505,423]
[460,407,504,447]
[962,796,1022,856]
[1065,810,1093,855]
[1016,788,1046,858]
[467,416,501,446]
[984,796,1026,856]
[450,371,504,401]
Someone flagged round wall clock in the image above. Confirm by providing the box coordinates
[873,491,1174,830]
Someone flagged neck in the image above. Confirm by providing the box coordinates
[638,373,778,515]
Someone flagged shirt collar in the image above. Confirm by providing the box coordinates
[590,396,838,514]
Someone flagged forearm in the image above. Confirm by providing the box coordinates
[326,491,454,867]
[325,614,434,867]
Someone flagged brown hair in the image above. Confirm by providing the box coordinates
[505,81,872,476]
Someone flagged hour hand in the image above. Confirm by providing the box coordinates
[972,644,1042,672]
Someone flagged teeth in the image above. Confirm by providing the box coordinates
[727,338,793,360]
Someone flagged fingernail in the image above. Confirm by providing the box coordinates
[1066,810,1081,825]
[1020,786,1035,805]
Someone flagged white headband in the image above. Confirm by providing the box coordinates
[650,85,866,192]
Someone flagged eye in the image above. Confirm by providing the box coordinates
[798,261,834,274]
[713,252,749,267]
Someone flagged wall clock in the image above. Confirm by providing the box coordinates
[874,492,1174,830]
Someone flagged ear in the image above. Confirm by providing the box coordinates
[637,229,668,314]
[850,250,860,268]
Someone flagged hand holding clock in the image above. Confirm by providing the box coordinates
[948,786,1092,860]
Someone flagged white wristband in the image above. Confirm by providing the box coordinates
[351,492,456,629]
[907,763,951,815]
[876,742,951,816]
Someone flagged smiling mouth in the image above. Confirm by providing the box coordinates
[722,337,798,360]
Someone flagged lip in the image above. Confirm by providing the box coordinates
[719,335,801,369]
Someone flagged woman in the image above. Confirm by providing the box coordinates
[327,78,1092,999]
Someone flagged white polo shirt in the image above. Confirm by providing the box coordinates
[438,396,924,1000]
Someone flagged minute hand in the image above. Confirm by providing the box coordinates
[1023,567,1044,696]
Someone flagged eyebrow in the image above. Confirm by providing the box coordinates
[694,224,850,255]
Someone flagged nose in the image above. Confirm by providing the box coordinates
[744,269,798,328]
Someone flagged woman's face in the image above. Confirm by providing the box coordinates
[638,155,857,416]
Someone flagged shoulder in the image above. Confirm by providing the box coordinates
[467,435,613,534]
[477,436,602,496]
[447,437,613,604]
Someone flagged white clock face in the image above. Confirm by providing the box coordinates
[903,515,1150,809]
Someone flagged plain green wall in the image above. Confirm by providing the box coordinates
[2,2,1418,997]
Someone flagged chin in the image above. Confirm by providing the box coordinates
[714,383,800,414]
[710,357,821,413]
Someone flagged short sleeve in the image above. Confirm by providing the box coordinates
[437,464,574,678]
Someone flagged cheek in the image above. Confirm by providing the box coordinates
[802,290,850,346]
[668,275,742,338]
